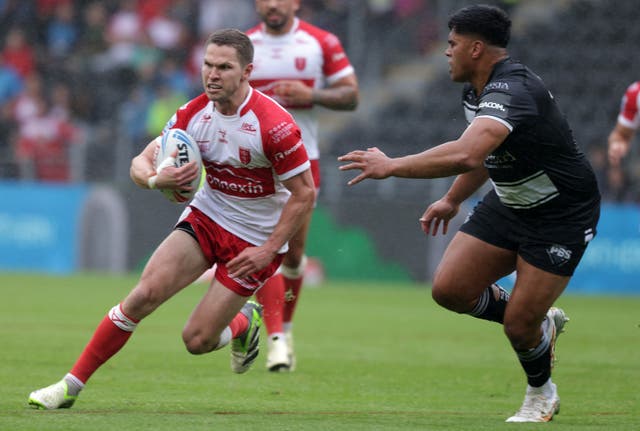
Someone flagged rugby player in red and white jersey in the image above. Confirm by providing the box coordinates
[247,0,359,372]
[608,81,640,167]
[28,29,315,410]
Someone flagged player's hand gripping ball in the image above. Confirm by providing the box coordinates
[154,128,202,203]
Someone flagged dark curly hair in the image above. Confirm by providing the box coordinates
[448,4,511,48]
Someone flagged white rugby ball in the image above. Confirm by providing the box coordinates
[154,128,203,203]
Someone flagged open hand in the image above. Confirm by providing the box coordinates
[227,246,276,279]
[419,198,460,236]
[337,147,391,185]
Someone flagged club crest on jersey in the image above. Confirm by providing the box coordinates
[295,57,306,71]
[239,147,251,165]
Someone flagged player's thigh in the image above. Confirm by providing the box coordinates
[183,279,248,341]
[503,256,570,347]
[433,231,516,301]
[123,230,210,318]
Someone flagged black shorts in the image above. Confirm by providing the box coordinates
[459,197,599,276]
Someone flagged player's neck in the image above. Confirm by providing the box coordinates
[215,85,250,116]
[471,53,508,95]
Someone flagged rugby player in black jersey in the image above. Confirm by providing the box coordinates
[339,4,600,423]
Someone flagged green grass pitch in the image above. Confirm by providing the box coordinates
[1,273,638,430]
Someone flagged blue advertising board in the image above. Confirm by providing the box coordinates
[569,203,640,294]
[0,181,88,274]
[499,203,640,294]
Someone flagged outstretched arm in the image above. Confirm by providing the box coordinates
[338,117,509,185]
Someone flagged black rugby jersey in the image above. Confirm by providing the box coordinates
[462,57,600,223]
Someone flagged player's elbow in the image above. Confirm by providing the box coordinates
[301,185,316,210]
[455,152,484,172]
[338,85,359,111]
[346,92,359,111]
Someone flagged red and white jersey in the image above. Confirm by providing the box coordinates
[247,18,354,160]
[617,81,640,130]
[163,87,310,252]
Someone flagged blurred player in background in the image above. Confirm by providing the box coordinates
[606,81,640,195]
[28,29,315,410]
[339,5,600,423]
[247,0,359,372]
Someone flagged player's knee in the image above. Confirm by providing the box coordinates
[182,330,214,355]
[431,278,466,312]
[123,286,164,319]
[183,336,211,355]
[503,317,538,350]
[432,284,460,311]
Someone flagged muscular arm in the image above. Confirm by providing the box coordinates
[312,74,359,111]
[263,169,316,254]
[339,117,509,185]
[608,121,636,167]
[130,139,159,189]
[226,168,316,278]
[130,137,199,190]
[418,166,489,236]
[445,166,491,205]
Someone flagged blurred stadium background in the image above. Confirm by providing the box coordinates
[0,0,638,294]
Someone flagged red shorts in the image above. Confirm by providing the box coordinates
[177,207,284,296]
[310,159,320,188]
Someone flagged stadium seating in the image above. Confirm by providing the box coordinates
[325,0,640,203]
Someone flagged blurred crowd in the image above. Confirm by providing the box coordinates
[0,0,251,181]
[0,0,442,182]
[0,0,632,203]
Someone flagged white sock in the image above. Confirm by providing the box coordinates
[529,379,554,398]
[270,331,285,341]
[64,373,84,395]
[213,327,232,351]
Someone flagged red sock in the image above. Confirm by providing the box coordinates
[70,305,138,383]
[256,274,285,335]
[282,276,304,323]
[228,312,249,338]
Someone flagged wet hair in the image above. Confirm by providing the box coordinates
[448,4,511,48]
[205,28,254,66]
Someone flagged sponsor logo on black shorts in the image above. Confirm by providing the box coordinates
[546,244,572,266]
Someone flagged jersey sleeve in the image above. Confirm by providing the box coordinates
[476,83,537,132]
[319,32,354,84]
[263,119,310,181]
[617,81,640,129]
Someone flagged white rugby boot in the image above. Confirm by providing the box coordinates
[506,381,560,422]
[547,306,569,369]
[506,307,569,422]
[28,379,79,409]
[266,334,290,372]
[285,329,296,372]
